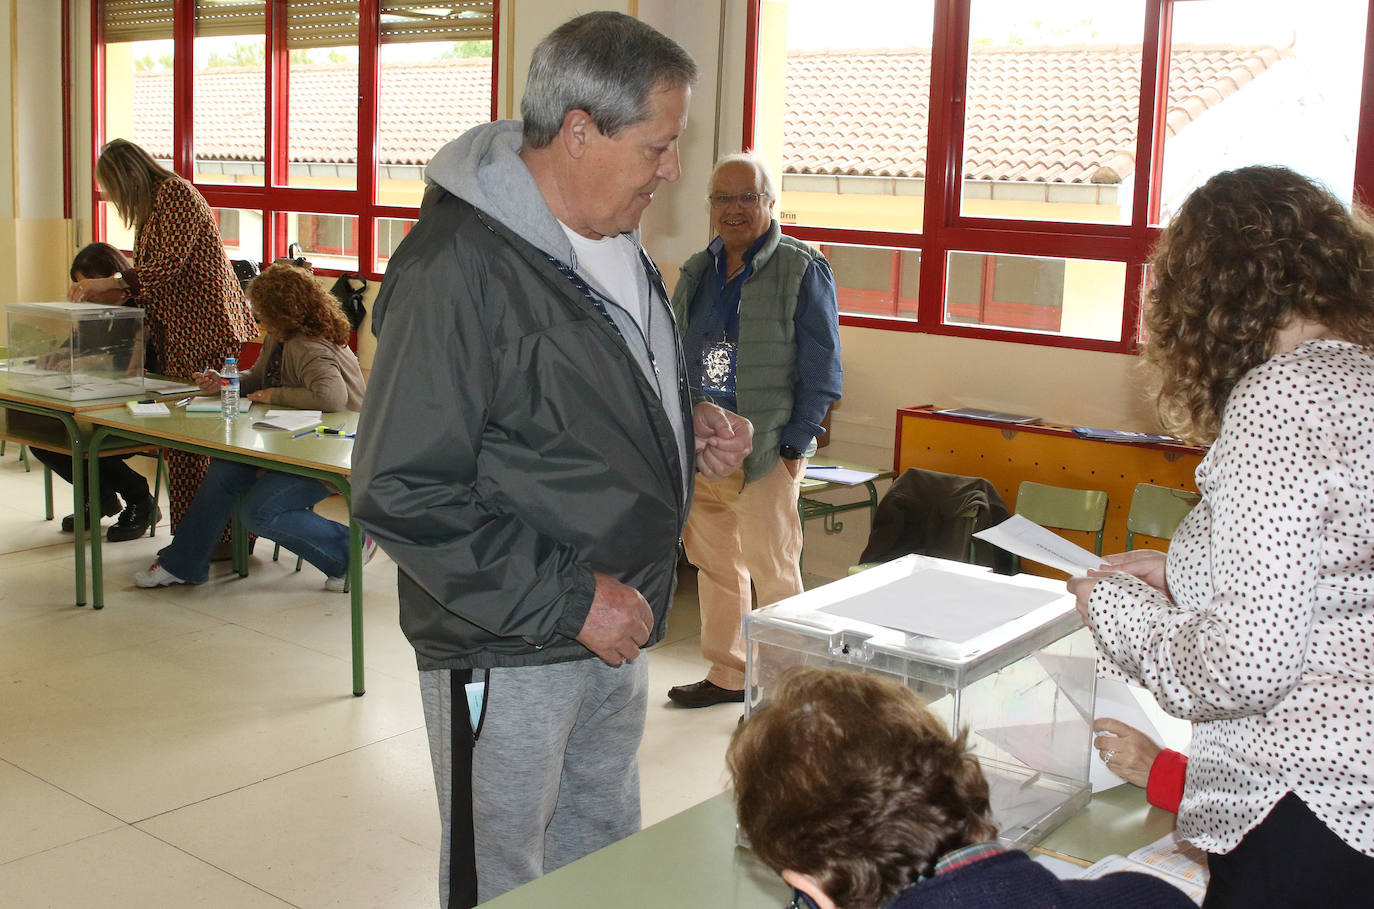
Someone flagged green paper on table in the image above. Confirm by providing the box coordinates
[186,398,250,413]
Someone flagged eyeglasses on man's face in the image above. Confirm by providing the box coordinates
[708,192,769,208]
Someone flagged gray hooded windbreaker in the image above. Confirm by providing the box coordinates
[353,120,694,670]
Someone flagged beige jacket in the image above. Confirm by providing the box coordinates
[240,334,365,412]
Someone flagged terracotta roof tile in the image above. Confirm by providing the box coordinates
[130,46,1280,183]
[785,44,1284,183]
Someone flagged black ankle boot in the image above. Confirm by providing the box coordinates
[61,494,122,533]
[107,495,160,543]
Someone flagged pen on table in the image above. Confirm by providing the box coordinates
[806,466,841,470]
[172,396,193,406]
[291,425,324,439]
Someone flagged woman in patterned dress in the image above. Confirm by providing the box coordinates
[68,139,257,534]
[1069,166,1374,908]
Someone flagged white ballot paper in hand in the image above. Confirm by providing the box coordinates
[973,514,1104,576]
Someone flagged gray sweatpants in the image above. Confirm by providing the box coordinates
[421,656,649,907]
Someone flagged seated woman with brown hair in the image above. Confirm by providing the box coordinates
[134,263,370,592]
[727,667,1194,909]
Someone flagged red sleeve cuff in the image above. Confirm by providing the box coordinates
[1146,748,1187,814]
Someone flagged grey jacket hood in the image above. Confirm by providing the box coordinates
[423,120,575,266]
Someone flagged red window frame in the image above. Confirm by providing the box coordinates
[88,0,500,281]
[745,0,1374,353]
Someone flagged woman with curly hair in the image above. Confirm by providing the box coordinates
[728,668,1193,909]
[134,264,370,592]
[1070,166,1374,907]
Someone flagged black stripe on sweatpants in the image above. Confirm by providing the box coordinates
[448,668,478,909]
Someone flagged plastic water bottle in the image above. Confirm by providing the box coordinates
[220,357,240,419]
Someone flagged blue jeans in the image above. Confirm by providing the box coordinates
[156,459,345,583]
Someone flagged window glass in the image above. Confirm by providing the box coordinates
[287,212,359,271]
[102,1,173,239]
[945,252,1124,340]
[821,245,920,320]
[1160,0,1368,218]
[213,207,264,263]
[757,0,934,233]
[375,217,416,271]
[963,0,1146,225]
[194,1,266,186]
[284,1,359,190]
[377,1,495,207]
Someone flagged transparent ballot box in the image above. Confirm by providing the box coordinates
[5,301,145,400]
[743,554,1094,849]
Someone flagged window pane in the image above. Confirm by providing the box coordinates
[378,1,495,207]
[375,217,416,271]
[106,17,173,168]
[1161,0,1368,218]
[945,252,1124,340]
[100,201,137,254]
[963,0,1146,226]
[213,207,263,263]
[194,1,266,186]
[286,212,359,271]
[823,245,919,320]
[758,0,934,232]
[284,1,358,190]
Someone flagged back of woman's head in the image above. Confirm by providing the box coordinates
[1145,165,1374,442]
[247,263,350,345]
[70,242,133,282]
[96,139,175,231]
[727,668,997,909]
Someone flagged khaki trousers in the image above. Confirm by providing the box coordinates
[683,457,805,690]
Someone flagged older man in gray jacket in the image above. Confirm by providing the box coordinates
[353,12,751,909]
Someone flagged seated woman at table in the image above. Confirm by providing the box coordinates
[1070,166,1374,908]
[32,242,158,542]
[728,667,1195,909]
[134,263,370,592]
[1094,717,1187,814]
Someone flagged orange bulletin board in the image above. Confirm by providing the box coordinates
[894,405,1206,568]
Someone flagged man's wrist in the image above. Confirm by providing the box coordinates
[779,444,803,461]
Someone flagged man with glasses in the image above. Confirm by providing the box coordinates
[667,152,843,708]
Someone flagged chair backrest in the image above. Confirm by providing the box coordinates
[1126,483,1200,549]
[1015,480,1109,555]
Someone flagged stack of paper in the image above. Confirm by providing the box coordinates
[251,410,322,432]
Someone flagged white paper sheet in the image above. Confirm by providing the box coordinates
[973,514,1105,576]
[143,378,201,395]
[817,566,1061,642]
[251,409,322,432]
[977,720,1090,780]
[803,466,879,485]
[1090,678,1165,792]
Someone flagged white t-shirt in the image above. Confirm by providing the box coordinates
[559,224,649,331]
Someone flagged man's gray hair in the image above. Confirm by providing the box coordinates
[521,11,698,150]
[711,152,778,202]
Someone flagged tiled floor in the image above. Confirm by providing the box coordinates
[0,448,875,908]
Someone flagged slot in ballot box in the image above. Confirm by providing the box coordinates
[743,554,1095,849]
[5,301,145,401]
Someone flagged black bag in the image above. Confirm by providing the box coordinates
[330,273,368,331]
[230,258,260,291]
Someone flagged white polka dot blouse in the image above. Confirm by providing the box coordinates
[1089,338,1374,857]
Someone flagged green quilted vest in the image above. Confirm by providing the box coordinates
[672,221,824,483]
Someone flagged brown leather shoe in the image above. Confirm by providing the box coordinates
[667,679,745,708]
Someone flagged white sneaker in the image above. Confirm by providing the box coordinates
[325,535,378,593]
[135,562,186,588]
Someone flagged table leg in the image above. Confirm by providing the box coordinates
[339,481,365,697]
[86,426,106,609]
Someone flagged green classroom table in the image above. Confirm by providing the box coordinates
[82,403,368,695]
[0,371,192,606]
[482,784,1173,908]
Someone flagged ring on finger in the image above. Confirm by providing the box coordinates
[1102,749,1116,764]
